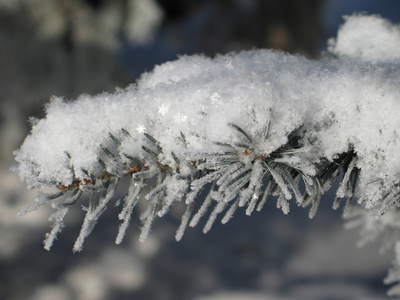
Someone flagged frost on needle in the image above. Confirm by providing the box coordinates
[13,14,400,295]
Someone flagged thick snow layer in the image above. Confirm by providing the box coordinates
[328,14,400,62]
[13,12,400,295]
[11,10,400,299]
[15,14,400,213]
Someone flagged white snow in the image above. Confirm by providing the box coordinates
[328,14,400,63]
[15,14,400,213]
[13,13,400,296]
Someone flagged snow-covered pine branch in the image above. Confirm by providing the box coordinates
[13,13,400,295]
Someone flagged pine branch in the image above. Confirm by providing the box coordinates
[13,14,400,296]
[17,120,358,251]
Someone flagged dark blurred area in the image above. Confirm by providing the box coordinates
[1,1,399,299]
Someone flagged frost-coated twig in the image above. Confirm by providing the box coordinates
[73,178,118,252]
[13,13,400,297]
[115,177,144,245]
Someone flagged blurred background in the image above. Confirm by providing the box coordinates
[1,1,400,299]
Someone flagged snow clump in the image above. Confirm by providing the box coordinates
[13,13,400,296]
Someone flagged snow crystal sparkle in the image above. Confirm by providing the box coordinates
[13,13,400,297]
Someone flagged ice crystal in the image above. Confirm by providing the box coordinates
[13,13,400,297]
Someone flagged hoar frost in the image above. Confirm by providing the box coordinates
[13,13,400,296]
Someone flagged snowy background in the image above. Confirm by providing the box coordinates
[2,1,400,299]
